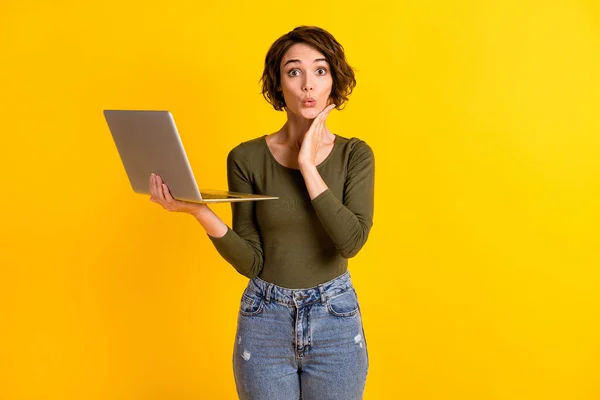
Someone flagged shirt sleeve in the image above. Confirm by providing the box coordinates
[207,147,264,278]
[310,139,375,258]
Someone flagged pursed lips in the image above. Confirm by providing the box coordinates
[302,98,316,107]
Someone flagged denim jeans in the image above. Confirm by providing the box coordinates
[233,271,369,400]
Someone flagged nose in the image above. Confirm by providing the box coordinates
[302,76,314,92]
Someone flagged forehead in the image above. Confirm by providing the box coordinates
[281,43,328,67]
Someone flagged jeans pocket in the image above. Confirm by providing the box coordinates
[326,289,360,317]
[239,293,264,317]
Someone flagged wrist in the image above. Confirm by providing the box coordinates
[299,162,317,175]
[190,203,210,219]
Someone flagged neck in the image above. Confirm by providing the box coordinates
[277,110,331,150]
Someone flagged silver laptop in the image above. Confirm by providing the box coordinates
[104,110,278,203]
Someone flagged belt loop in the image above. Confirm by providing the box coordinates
[265,283,273,304]
[318,284,327,304]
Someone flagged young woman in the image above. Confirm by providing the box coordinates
[149,26,374,400]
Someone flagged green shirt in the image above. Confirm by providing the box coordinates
[209,134,374,288]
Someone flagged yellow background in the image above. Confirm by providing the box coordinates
[1,0,599,399]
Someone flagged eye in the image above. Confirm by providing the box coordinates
[316,67,327,75]
[288,69,301,77]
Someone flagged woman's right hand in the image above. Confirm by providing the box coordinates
[149,173,207,216]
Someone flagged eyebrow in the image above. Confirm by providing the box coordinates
[283,58,328,67]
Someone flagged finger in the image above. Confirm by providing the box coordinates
[318,105,335,133]
[317,122,326,147]
[155,175,166,201]
[162,183,174,204]
[309,113,325,135]
[149,174,156,197]
[151,174,160,200]
[323,105,335,120]
[153,174,162,199]
[163,184,181,212]
[314,107,333,128]
[152,174,161,199]
[305,106,332,141]
[310,106,332,131]
[305,119,319,138]
[320,104,336,118]
[319,111,329,131]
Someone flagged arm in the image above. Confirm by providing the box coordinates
[191,205,228,238]
[300,165,328,200]
[207,148,264,278]
[305,140,375,258]
[149,156,262,278]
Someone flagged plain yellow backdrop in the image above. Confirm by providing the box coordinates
[1,0,599,399]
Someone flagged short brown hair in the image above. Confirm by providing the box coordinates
[260,26,356,111]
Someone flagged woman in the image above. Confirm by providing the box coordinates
[149,26,374,400]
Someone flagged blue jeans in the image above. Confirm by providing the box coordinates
[233,271,369,400]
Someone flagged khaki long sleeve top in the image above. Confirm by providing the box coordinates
[209,134,374,288]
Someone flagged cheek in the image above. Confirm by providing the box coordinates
[279,83,298,109]
[280,75,296,89]
[280,86,295,104]
[320,86,333,102]
[280,81,296,100]
[321,77,333,95]
[281,82,295,95]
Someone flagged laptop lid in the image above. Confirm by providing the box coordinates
[104,109,278,203]
[104,110,206,202]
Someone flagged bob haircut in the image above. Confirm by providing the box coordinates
[260,26,356,111]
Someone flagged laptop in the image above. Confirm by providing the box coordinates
[103,110,279,203]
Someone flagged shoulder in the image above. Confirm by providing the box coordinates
[335,135,374,163]
[227,136,266,163]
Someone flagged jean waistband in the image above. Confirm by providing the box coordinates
[247,271,354,307]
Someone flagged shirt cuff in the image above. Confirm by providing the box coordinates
[311,189,341,213]
[207,226,234,244]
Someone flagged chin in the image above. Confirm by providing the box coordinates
[299,108,320,119]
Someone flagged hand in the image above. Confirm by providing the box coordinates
[149,173,207,216]
[297,104,336,171]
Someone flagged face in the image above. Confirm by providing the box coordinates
[279,43,333,119]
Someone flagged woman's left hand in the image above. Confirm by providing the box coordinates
[298,104,336,171]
